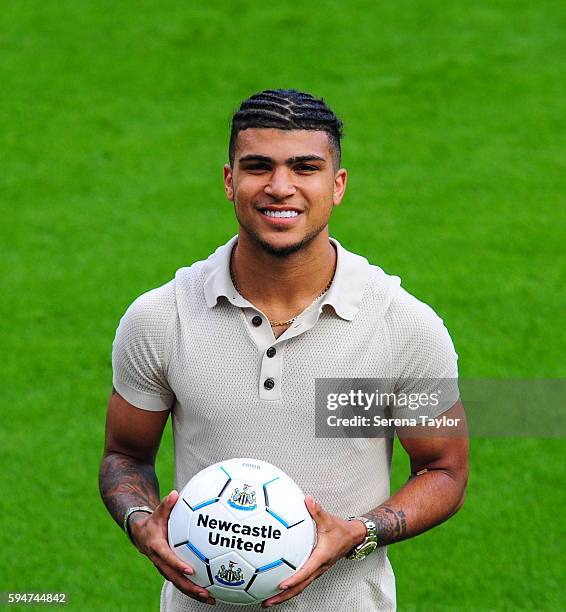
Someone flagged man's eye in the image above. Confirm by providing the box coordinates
[246,164,270,172]
[295,165,318,172]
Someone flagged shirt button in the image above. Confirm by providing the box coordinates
[263,378,275,390]
[266,347,276,358]
[252,316,263,327]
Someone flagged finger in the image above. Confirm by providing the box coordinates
[154,490,179,521]
[152,557,215,604]
[278,548,327,590]
[263,565,327,607]
[153,539,196,577]
[304,495,330,527]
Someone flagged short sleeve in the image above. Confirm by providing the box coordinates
[112,281,176,411]
[386,287,459,419]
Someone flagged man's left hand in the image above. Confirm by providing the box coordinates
[261,495,366,608]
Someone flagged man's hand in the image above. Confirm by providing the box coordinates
[261,495,365,608]
[130,490,216,606]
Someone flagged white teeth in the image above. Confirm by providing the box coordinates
[263,210,299,218]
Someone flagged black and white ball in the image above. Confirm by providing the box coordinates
[168,458,316,605]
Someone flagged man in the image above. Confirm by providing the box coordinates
[99,89,468,611]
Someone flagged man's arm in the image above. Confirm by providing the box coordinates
[262,401,468,608]
[99,388,215,606]
[99,388,166,525]
[363,400,468,544]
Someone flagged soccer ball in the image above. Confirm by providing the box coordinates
[168,457,316,605]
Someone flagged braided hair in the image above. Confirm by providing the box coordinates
[229,89,343,167]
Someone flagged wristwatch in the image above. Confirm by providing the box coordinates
[346,516,379,560]
[123,506,154,542]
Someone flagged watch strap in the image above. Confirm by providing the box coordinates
[346,516,379,560]
[123,506,154,543]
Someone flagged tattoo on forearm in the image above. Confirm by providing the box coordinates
[364,506,408,545]
[99,452,160,527]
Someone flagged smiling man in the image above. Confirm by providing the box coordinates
[99,89,468,611]
[224,125,345,339]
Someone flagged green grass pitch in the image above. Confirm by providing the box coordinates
[1,0,565,610]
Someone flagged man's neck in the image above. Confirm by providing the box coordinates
[231,231,336,319]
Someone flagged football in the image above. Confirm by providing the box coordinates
[168,457,316,605]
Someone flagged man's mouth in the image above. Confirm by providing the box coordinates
[258,206,303,221]
[262,209,300,218]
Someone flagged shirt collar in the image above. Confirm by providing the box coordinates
[202,235,370,321]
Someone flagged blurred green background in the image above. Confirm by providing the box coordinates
[1,0,565,610]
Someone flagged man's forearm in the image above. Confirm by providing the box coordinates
[99,451,161,528]
[363,467,466,546]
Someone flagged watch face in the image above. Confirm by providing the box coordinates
[352,540,378,560]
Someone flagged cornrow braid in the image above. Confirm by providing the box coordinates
[229,89,343,167]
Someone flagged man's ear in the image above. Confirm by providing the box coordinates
[223,164,234,202]
[333,168,348,206]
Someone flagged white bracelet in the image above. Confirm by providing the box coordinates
[123,506,154,542]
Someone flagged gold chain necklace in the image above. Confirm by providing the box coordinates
[229,247,334,327]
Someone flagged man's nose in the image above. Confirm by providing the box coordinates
[264,167,296,199]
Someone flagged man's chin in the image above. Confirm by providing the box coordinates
[255,237,306,258]
[237,219,329,258]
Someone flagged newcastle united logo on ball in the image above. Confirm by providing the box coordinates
[227,484,257,511]
[215,561,245,586]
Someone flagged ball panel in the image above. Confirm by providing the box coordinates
[209,552,254,590]
[180,466,230,509]
[189,503,252,561]
[172,542,212,588]
[283,516,316,569]
[222,458,282,483]
[234,512,288,568]
[263,477,308,527]
[168,498,192,547]
[245,561,295,601]
[220,478,265,521]
[207,585,256,605]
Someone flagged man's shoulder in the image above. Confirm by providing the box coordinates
[360,257,447,334]
[118,278,178,331]
[381,280,453,352]
[334,240,446,329]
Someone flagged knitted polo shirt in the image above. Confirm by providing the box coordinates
[112,236,459,612]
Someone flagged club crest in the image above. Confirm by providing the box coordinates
[227,483,257,511]
[215,561,245,586]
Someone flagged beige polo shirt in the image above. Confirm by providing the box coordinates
[112,236,459,612]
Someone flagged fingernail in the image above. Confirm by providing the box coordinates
[280,584,288,590]
[183,567,193,575]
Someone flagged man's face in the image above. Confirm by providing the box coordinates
[224,128,347,256]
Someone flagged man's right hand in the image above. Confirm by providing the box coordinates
[129,490,216,606]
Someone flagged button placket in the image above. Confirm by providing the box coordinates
[243,306,321,401]
[244,309,272,347]
[258,338,285,400]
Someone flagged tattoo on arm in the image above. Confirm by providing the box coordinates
[364,506,408,545]
[99,452,161,528]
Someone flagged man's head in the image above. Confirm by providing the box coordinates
[229,89,343,169]
[225,89,347,257]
